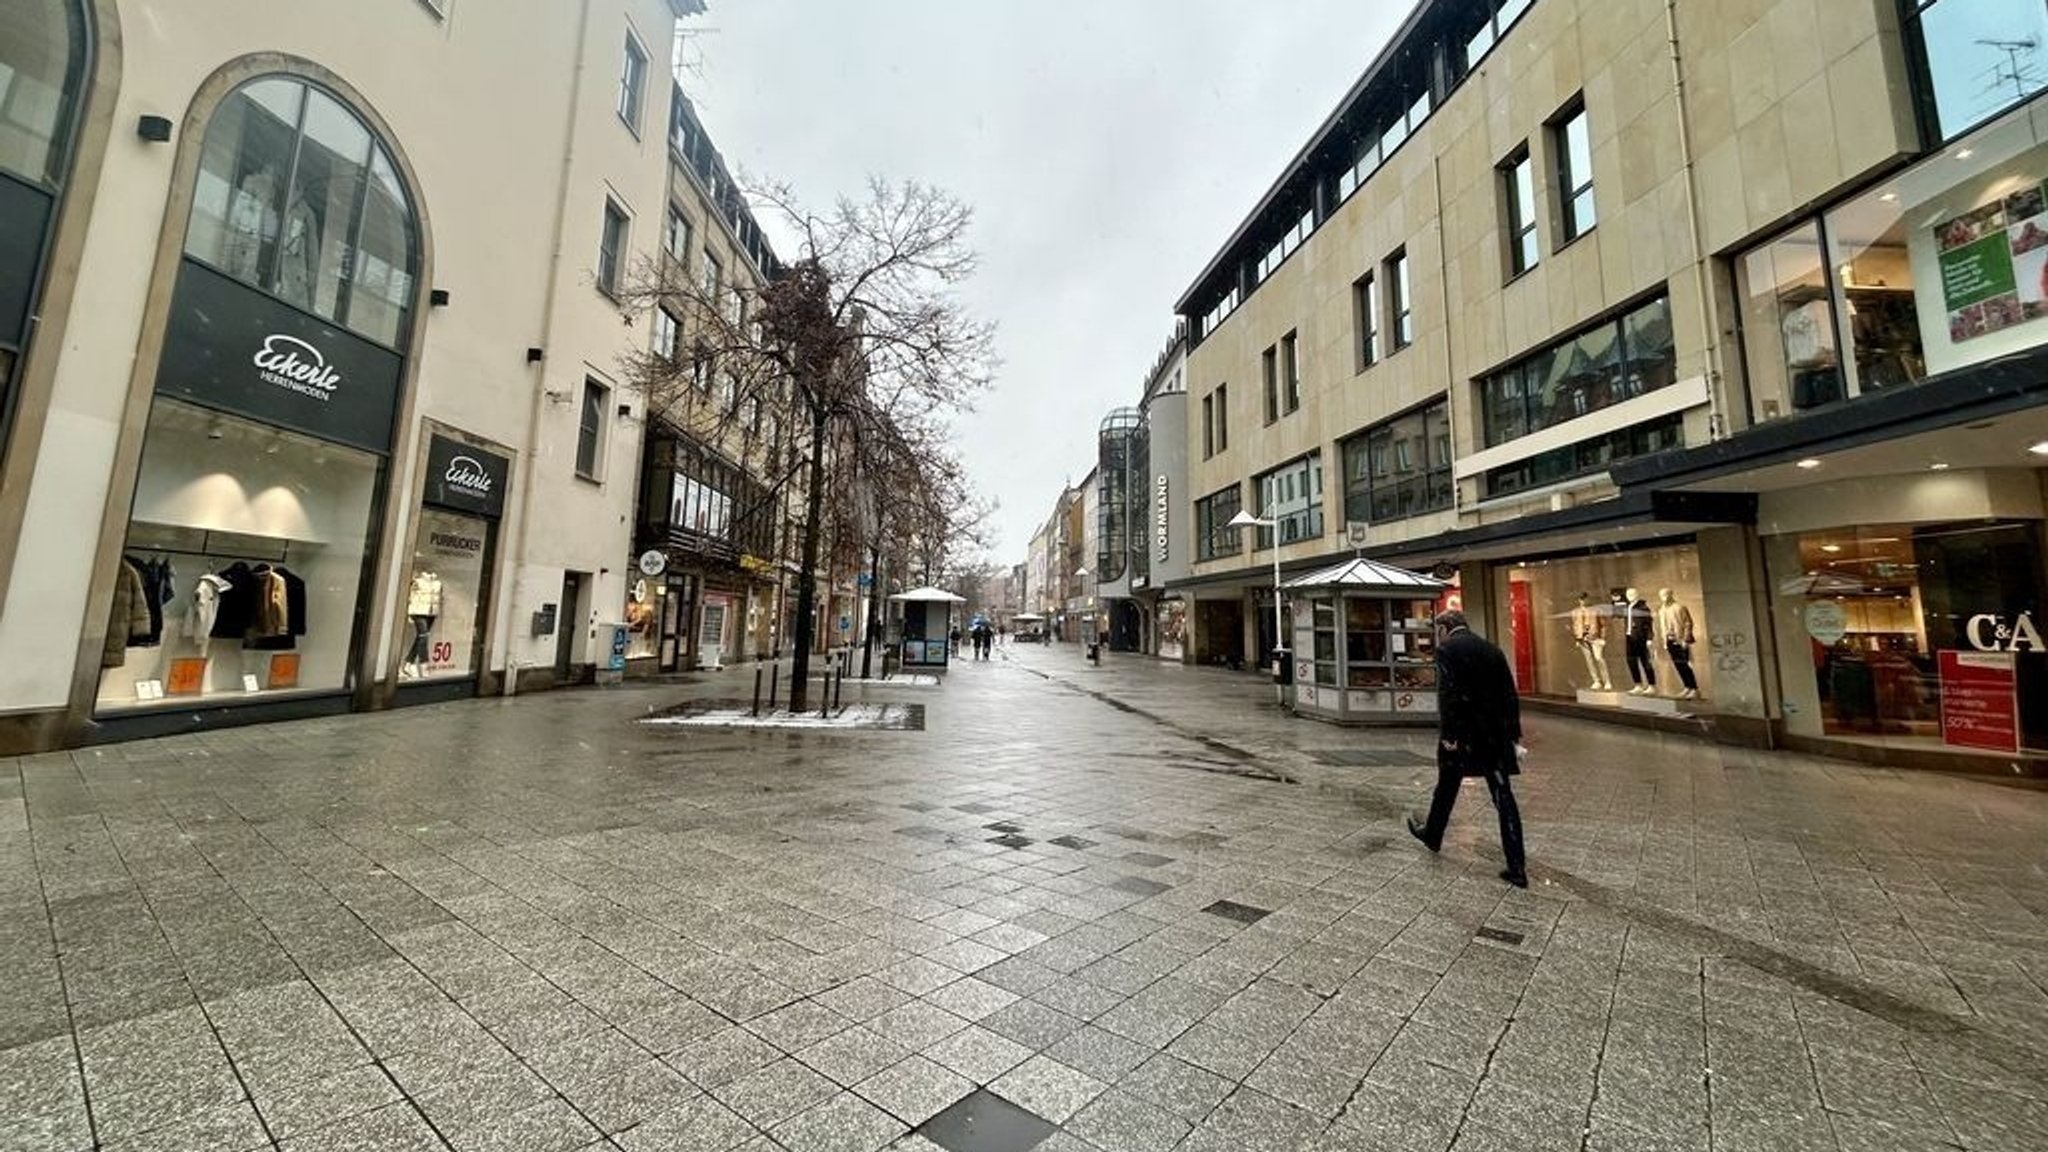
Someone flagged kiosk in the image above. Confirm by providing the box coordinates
[889,586,966,671]
[1282,559,1448,725]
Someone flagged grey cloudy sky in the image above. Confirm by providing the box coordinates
[680,1,1406,565]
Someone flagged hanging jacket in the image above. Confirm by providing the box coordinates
[188,573,233,642]
[246,565,307,651]
[101,559,151,669]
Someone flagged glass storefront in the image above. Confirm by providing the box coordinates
[401,508,487,680]
[98,400,379,707]
[1766,519,2048,752]
[1498,541,1712,703]
[1157,599,1186,660]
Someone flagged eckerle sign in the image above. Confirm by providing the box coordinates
[157,259,404,454]
[423,434,511,519]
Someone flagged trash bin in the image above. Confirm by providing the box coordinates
[1271,647,1294,686]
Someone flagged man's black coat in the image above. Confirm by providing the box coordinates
[1436,627,1522,778]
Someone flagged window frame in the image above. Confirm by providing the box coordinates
[1252,452,1324,549]
[1215,383,1229,452]
[1196,484,1245,562]
[597,199,629,298]
[1281,331,1301,414]
[1262,346,1279,425]
[1501,144,1540,278]
[664,205,692,268]
[1552,98,1597,244]
[1354,273,1380,371]
[1387,249,1413,351]
[618,29,649,135]
[576,377,611,480]
[1902,0,2048,144]
[1341,398,1454,526]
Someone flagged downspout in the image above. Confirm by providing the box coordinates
[502,0,596,687]
[1666,0,1729,439]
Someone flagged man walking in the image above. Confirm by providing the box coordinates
[1406,610,1528,887]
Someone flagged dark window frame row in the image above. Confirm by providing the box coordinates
[1341,398,1454,526]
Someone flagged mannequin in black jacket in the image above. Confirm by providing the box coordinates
[1407,610,1528,887]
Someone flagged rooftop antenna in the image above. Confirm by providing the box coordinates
[1977,37,2044,109]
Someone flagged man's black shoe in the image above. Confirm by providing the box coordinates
[1500,870,1528,888]
[1405,816,1438,853]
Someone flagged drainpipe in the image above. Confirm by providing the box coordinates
[1666,0,1729,440]
[502,0,597,690]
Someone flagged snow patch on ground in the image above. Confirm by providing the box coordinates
[640,702,923,730]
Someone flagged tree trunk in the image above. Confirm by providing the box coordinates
[789,404,829,711]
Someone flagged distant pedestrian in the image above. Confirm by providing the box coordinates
[997,623,1008,646]
[949,626,961,656]
[972,621,993,659]
[1406,610,1528,888]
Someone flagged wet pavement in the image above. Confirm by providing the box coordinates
[3,640,2046,1151]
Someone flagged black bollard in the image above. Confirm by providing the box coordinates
[833,664,844,713]
[752,667,763,716]
[819,668,830,719]
[768,663,780,710]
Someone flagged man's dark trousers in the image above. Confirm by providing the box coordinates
[1420,760,1526,877]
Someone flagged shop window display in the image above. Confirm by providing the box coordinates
[401,508,487,680]
[97,400,378,708]
[1769,521,2048,749]
[1498,544,1711,703]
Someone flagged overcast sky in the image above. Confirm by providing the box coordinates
[680,2,1406,566]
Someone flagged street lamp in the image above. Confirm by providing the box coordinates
[1227,509,1285,703]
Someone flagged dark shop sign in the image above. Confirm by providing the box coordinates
[423,434,511,519]
[155,259,404,454]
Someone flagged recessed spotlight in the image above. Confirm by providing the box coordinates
[1820,544,1842,554]
[2030,441,2048,457]
[1795,458,1822,470]
[1956,148,1974,160]
[1879,191,1898,202]
[1930,462,1950,471]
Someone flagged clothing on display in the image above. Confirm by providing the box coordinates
[407,572,444,617]
[1658,588,1700,698]
[187,573,232,641]
[1569,594,1610,690]
[406,615,434,668]
[210,562,308,649]
[1623,591,1656,692]
[102,559,153,669]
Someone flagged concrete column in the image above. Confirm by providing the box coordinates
[1697,525,1778,746]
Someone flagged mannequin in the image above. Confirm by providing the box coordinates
[1570,592,1610,690]
[1657,587,1699,699]
[1623,586,1656,694]
[404,571,443,677]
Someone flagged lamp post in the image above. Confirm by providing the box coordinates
[1227,509,1285,703]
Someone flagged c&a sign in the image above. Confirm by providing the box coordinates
[1964,611,2046,652]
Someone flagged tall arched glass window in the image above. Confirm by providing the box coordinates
[0,0,85,187]
[185,77,418,348]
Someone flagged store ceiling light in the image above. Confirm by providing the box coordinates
[1956,148,1974,160]
[2030,441,2048,457]
[1820,544,1842,554]
[1795,458,1822,470]
[1929,462,1950,470]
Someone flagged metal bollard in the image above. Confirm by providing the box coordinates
[768,662,780,710]
[833,665,844,713]
[819,668,830,719]
[752,667,763,716]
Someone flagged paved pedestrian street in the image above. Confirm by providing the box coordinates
[5,646,2047,1152]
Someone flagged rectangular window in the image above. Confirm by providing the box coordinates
[1202,393,1215,458]
[1253,453,1324,549]
[1502,146,1539,276]
[1483,413,1682,497]
[1735,177,1927,423]
[1216,383,1229,451]
[1262,347,1279,424]
[1281,332,1300,413]
[577,379,609,479]
[665,206,692,266]
[654,307,679,360]
[1554,99,1596,242]
[1387,249,1413,350]
[1354,273,1380,369]
[597,201,628,297]
[1477,294,1676,448]
[1908,0,2048,141]
[702,251,722,308]
[618,32,648,134]
[1341,399,1454,525]
[1196,485,1244,561]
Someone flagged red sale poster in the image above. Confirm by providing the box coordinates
[1938,650,2020,754]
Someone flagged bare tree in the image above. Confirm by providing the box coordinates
[620,178,994,708]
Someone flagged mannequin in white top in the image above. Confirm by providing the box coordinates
[403,572,443,677]
[1569,592,1610,690]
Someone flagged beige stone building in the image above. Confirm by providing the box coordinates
[1174,0,2048,772]
[0,0,709,749]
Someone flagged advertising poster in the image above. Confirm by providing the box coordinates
[1936,181,2048,342]
[1938,649,2020,754]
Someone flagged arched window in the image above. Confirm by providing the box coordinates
[184,77,418,349]
[0,0,85,188]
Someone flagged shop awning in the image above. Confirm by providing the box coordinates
[1281,558,1446,593]
[888,587,967,603]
